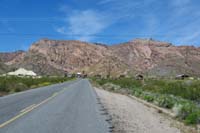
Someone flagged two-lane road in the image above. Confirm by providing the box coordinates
[0,79,109,133]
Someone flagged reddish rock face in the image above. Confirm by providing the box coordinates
[1,38,200,77]
[0,51,25,64]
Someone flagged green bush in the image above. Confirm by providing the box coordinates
[132,89,143,97]
[38,82,51,87]
[178,102,198,119]
[13,83,28,92]
[102,83,121,91]
[0,76,73,94]
[0,81,8,92]
[143,94,155,102]
[92,77,200,124]
[185,112,200,125]
[154,95,176,109]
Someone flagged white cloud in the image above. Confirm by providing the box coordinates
[56,0,200,45]
[162,0,200,45]
[181,31,200,44]
[170,0,192,16]
[56,10,109,41]
[98,0,139,19]
[173,19,200,45]
[56,26,67,34]
[68,10,107,35]
[56,0,158,42]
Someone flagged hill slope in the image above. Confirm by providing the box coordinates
[1,38,200,77]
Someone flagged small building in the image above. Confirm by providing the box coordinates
[7,68,37,77]
[175,74,189,80]
[82,74,88,78]
[135,74,144,80]
[65,73,72,78]
[71,73,76,78]
[118,74,126,79]
[76,72,82,78]
[94,74,102,79]
[64,71,73,78]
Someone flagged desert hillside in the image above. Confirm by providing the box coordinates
[1,38,200,77]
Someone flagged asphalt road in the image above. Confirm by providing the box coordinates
[0,79,110,133]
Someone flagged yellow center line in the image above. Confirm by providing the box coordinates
[0,87,67,128]
[20,104,36,113]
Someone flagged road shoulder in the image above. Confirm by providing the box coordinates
[95,88,197,133]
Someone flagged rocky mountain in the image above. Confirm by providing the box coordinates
[0,60,10,74]
[0,50,25,64]
[0,50,25,74]
[1,38,200,77]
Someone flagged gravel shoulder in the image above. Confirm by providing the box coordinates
[95,88,183,133]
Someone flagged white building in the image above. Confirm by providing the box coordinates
[76,72,82,78]
[7,68,37,77]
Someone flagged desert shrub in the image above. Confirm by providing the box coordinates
[38,82,51,87]
[13,83,28,92]
[93,77,200,102]
[178,102,197,119]
[93,77,200,124]
[142,94,155,102]
[94,79,110,86]
[132,89,143,97]
[111,78,142,88]
[151,95,175,109]
[0,77,9,92]
[159,80,200,102]
[102,83,121,91]
[175,102,200,125]
[139,79,200,102]
[30,85,38,89]
[142,79,166,92]
[184,112,200,125]
[172,104,184,117]
[0,76,73,94]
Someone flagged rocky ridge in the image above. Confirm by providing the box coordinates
[1,38,200,77]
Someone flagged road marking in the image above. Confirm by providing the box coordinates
[0,80,80,128]
[52,92,58,97]
[0,89,66,128]
[0,104,36,128]
[20,104,36,113]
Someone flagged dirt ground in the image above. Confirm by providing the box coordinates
[96,88,190,133]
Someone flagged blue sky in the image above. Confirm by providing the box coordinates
[0,0,200,52]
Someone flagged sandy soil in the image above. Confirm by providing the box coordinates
[96,88,181,133]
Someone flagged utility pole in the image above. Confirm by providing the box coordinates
[184,46,190,75]
[145,38,152,79]
[107,56,111,78]
[185,47,189,65]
